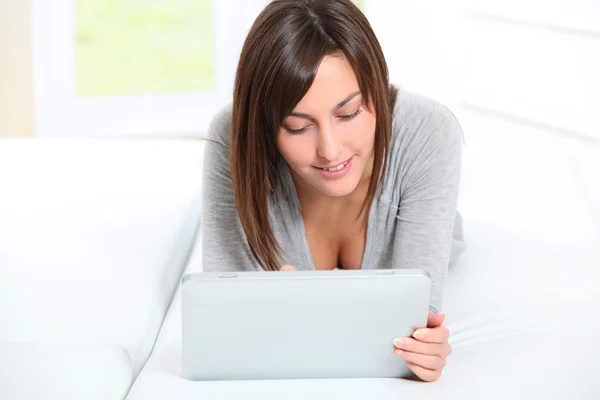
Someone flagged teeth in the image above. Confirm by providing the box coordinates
[324,161,347,171]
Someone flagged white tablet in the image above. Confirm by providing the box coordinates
[181,269,431,381]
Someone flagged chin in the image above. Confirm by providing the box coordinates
[313,175,362,198]
[317,186,355,198]
[292,161,366,198]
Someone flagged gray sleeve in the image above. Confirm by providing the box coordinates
[392,100,463,314]
[201,106,261,272]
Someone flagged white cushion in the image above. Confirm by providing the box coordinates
[127,137,600,398]
[0,138,205,398]
[0,342,131,400]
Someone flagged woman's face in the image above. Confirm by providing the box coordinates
[276,54,377,199]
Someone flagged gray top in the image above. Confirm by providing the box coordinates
[201,90,464,313]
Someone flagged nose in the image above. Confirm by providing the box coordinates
[316,123,342,162]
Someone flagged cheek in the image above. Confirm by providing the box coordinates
[350,113,376,149]
[276,132,314,168]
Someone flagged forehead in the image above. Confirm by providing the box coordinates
[292,54,361,113]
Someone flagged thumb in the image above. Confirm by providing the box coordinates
[280,265,296,271]
[427,312,446,328]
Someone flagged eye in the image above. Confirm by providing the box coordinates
[338,108,362,121]
[285,126,310,135]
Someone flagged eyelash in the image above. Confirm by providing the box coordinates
[285,108,363,135]
[339,108,363,121]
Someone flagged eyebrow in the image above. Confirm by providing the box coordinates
[288,90,362,119]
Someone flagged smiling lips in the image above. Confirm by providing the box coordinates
[320,159,349,171]
[314,156,353,179]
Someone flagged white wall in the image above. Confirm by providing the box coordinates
[459,0,600,143]
[0,0,35,137]
[367,0,600,155]
[367,1,463,112]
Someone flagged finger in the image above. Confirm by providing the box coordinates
[405,361,441,382]
[394,349,446,371]
[412,325,450,344]
[280,265,296,271]
[393,337,450,357]
[427,313,445,328]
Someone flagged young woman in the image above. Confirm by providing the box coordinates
[201,0,464,382]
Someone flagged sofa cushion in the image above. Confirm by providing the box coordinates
[0,342,131,400]
[0,138,205,388]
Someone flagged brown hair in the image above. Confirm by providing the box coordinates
[230,0,397,271]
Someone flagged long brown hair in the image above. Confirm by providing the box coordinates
[230,0,397,271]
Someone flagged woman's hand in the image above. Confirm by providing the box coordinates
[280,265,296,271]
[393,312,452,382]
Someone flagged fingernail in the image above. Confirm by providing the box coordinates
[413,330,425,340]
[395,349,404,355]
[393,338,406,347]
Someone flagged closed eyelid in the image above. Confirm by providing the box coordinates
[283,114,311,125]
[339,106,360,115]
[283,121,312,130]
[337,100,363,114]
[288,91,362,120]
[283,123,313,134]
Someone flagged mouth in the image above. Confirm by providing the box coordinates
[313,156,354,179]
[316,158,351,172]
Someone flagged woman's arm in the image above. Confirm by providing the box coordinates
[201,106,260,272]
[392,98,463,314]
[388,96,462,382]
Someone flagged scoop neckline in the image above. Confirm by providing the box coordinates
[279,161,376,271]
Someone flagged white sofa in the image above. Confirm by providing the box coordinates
[1,133,599,399]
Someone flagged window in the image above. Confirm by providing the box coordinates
[33,0,367,138]
[75,0,215,96]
